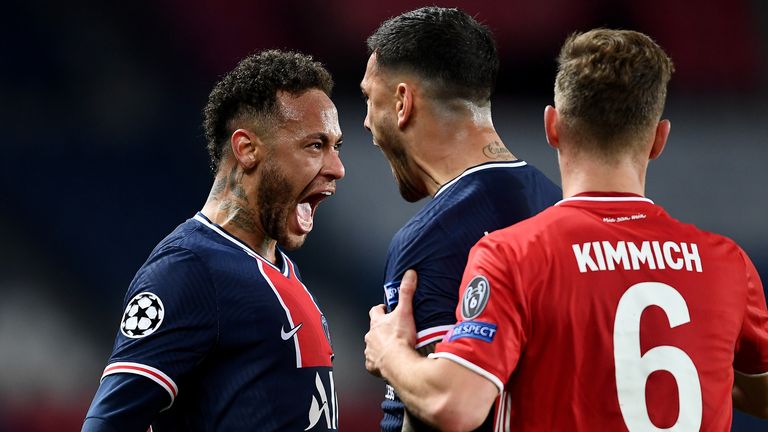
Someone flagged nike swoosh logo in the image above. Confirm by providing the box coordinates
[281,322,303,340]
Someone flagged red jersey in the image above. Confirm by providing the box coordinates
[432,193,768,431]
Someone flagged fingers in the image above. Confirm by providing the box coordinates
[369,304,386,320]
[363,332,382,378]
[394,269,418,316]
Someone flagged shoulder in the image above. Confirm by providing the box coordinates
[472,205,565,263]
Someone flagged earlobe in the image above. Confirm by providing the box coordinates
[544,105,560,149]
[397,83,412,129]
[649,120,670,160]
[230,129,262,170]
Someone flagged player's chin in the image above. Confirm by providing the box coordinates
[278,227,309,251]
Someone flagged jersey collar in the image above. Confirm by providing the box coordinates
[556,192,654,206]
[192,212,289,276]
[434,160,528,198]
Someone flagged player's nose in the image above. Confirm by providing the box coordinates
[323,149,345,180]
[363,110,371,132]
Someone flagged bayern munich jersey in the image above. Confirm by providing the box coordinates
[380,160,561,431]
[433,192,768,431]
[82,213,338,431]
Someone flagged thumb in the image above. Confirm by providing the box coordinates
[395,269,418,316]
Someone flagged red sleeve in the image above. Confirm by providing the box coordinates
[432,234,529,393]
[733,248,768,375]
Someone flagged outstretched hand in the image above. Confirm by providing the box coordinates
[364,269,418,378]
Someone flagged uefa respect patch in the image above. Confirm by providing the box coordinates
[449,321,497,343]
[384,281,400,309]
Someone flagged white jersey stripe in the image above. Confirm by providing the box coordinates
[256,260,302,368]
[101,362,178,410]
[556,196,654,205]
[434,161,528,198]
[193,213,287,275]
[428,352,504,394]
[495,390,505,432]
[415,324,453,348]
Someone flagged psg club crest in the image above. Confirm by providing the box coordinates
[120,292,165,338]
[461,275,490,320]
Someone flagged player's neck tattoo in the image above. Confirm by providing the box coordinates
[218,200,259,234]
[211,175,227,196]
[228,166,249,203]
[482,140,512,159]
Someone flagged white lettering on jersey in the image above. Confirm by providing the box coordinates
[572,241,702,273]
[305,371,338,430]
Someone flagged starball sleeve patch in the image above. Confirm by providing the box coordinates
[120,292,165,338]
[461,275,491,320]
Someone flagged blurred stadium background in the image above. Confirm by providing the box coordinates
[1,0,766,430]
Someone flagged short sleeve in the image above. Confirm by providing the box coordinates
[104,246,218,404]
[432,236,529,393]
[734,249,768,375]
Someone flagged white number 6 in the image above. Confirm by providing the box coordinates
[614,282,702,431]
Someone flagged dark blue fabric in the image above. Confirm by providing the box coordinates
[380,161,561,431]
[83,216,337,431]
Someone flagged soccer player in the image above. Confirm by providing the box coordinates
[82,50,344,431]
[365,29,768,431]
[360,7,561,431]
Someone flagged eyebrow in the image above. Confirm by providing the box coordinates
[306,132,343,143]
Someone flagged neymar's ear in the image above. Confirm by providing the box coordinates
[230,129,265,170]
[544,105,560,149]
[649,120,670,160]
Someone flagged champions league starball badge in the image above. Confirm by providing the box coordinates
[461,275,490,320]
[120,292,165,338]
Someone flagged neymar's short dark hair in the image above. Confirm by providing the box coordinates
[203,50,333,173]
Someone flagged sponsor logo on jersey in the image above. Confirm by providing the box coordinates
[306,371,338,430]
[120,292,165,338]
[281,322,303,340]
[449,321,497,343]
[461,275,490,319]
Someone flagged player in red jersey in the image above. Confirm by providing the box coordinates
[364,29,768,431]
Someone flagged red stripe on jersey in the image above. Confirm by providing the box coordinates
[260,259,334,368]
[416,330,448,346]
[102,362,178,399]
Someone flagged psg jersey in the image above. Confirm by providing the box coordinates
[82,213,338,431]
[380,160,561,431]
[433,193,768,431]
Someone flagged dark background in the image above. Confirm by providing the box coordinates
[1,0,767,430]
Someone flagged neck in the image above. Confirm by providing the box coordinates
[409,107,517,196]
[200,168,277,263]
[559,151,647,198]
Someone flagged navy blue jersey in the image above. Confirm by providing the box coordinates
[83,213,338,432]
[380,161,560,431]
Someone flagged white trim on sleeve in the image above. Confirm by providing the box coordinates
[428,352,504,395]
[101,362,178,410]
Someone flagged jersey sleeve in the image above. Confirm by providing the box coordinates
[431,236,529,394]
[383,237,465,348]
[92,246,218,418]
[82,374,169,432]
[733,248,768,375]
